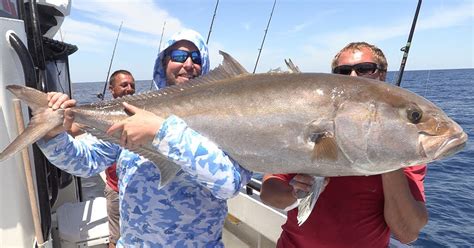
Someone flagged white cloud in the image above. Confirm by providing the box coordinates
[56,18,118,53]
[54,0,472,81]
[418,3,473,30]
[57,0,185,52]
[298,2,473,71]
[280,9,341,36]
[339,3,469,44]
[288,21,313,34]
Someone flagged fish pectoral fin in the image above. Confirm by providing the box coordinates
[311,132,338,162]
[151,157,181,188]
[297,176,326,226]
[126,146,181,188]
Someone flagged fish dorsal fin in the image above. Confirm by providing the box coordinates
[164,50,249,89]
[216,50,249,76]
[82,126,180,188]
[87,51,249,107]
[157,50,249,92]
[285,58,301,73]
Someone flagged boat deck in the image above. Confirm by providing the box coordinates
[76,174,277,247]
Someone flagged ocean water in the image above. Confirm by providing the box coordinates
[385,69,474,248]
[72,69,474,247]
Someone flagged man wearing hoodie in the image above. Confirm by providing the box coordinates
[37,29,252,247]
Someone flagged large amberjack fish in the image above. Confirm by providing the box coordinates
[0,51,468,186]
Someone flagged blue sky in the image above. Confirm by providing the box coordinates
[56,0,473,83]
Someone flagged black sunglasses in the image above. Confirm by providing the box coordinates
[168,49,202,65]
[332,62,382,76]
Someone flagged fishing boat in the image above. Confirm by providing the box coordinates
[1,1,414,247]
[1,1,82,247]
[0,2,280,247]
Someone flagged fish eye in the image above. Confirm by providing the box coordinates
[407,105,423,124]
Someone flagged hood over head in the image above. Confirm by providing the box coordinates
[152,29,210,89]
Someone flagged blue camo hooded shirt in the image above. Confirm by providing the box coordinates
[37,29,252,247]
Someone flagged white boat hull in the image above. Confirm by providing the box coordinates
[0,17,37,248]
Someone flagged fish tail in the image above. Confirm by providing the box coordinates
[0,85,64,162]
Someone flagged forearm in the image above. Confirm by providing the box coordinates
[153,115,252,199]
[37,132,119,177]
[260,176,296,209]
[382,169,428,243]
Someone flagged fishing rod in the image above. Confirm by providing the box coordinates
[206,0,219,44]
[253,0,277,74]
[150,21,167,90]
[98,21,123,100]
[395,0,422,87]
[158,21,166,56]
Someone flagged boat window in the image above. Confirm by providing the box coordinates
[0,0,18,19]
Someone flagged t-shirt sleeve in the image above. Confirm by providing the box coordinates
[403,165,427,202]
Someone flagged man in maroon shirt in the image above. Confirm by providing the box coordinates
[69,70,135,248]
[103,70,135,248]
[260,42,428,248]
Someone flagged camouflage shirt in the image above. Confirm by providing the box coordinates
[37,115,252,247]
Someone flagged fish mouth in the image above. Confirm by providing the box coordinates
[434,132,468,160]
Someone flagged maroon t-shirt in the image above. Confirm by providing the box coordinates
[271,165,426,248]
[105,163,119,192]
